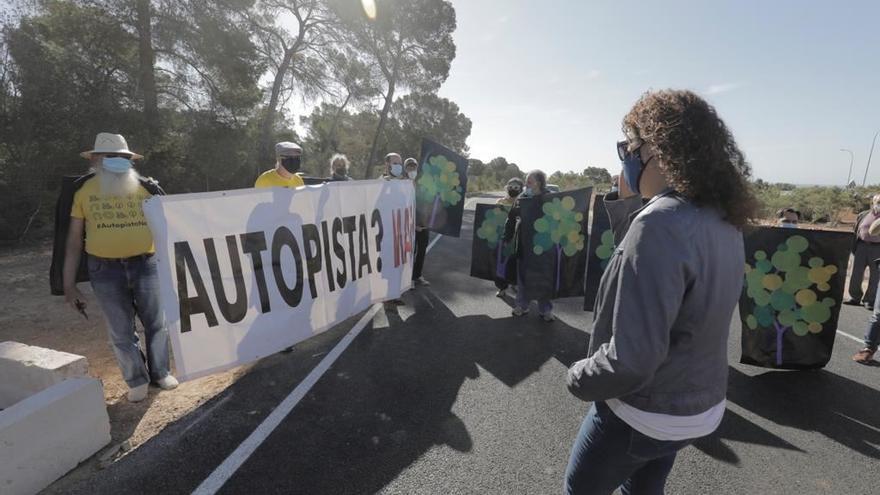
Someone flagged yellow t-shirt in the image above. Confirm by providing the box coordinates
[254,169,305,189]
[71,177,155,258]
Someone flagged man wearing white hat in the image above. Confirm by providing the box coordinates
[255,141,305,188]
[63,132,178,402]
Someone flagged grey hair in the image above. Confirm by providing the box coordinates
[527,169,547,190]
[330,153,349,171]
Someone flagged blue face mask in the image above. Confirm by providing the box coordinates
[391,164,403,177]
[103,157,132,174]
[621,152,647,194]
[522,187,533,197]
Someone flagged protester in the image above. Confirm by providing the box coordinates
[504,170,554,321]
[63,133,178,403]
[564,90,757,494]
[381,152,405,180]
[405,158,431,286]
[381,152,407,306]
[853,217,880,364]
[777,207,801,228]
[329,153,353,181]
[255,141,305,188]
[844,194,880,310]
[494,177,523,297]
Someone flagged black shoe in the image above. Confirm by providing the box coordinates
[843,299,862,306]
[864,302,874,311]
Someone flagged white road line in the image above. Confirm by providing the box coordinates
[193,234,444,495]
[836,329,864,345]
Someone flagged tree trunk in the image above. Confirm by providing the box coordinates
[258,49,294,176]
[135,0,158,146]
[364,80,395,179]
[323,91,352,153]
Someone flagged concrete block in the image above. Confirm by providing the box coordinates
[0,341,89,409]
[0,377,111,495]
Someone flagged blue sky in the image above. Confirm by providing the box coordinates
[437,0,880,186]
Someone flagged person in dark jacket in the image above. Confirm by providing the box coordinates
[564,90,758,495]
[494,177,523,297]
[844,194,880,310]
[406,157,430,286]
[504,169,554,321]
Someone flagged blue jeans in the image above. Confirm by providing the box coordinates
[865,287,880,350]
[88,254,171,388]
[515,258,552,314]
[564,402,693,495]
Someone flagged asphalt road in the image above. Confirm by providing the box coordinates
[48,195,880,495]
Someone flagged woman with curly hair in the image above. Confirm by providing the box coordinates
[564,89,757,494]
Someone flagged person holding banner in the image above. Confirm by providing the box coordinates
[504,170,554,321]
[494,177,523,297]
[381,152,408,306]
[63,133,178,403]
[406,157,431,286]
[255,142,305,188]
[329,153,354,181]
[564,90,757,494]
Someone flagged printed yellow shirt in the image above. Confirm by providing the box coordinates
[254,169,305,188]
[70,177,155,258]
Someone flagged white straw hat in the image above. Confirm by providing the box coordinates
[80,132,144,160]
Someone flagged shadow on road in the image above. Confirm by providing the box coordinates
[695,366,880,464]
[219,288,587,494]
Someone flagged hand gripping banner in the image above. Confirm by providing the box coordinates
[739,227,851,369]
[415,138,469,237]
[143,180,415,380]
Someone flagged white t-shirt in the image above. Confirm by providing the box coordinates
[606,398,726,441]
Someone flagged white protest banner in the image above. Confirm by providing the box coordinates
[143,179,415,380]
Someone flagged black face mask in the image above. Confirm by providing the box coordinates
[507,188,520,197]
[281,156,301,174]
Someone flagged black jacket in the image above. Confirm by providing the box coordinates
[49,174,164,295]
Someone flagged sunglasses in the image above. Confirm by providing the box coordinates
[617,140,644,161]
[101,153,131,159]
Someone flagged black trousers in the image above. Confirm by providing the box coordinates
[413,228,430,279]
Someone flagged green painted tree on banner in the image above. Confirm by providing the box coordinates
[743,235,838,365]
[533,196,585,291]
[417,155,463,228]
[476,206,515,278]
[595,230,614,270]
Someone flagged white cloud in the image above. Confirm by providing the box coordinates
[704,82,745,95]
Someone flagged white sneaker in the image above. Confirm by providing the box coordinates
[128,383,149,402]
[156,375,179,390]
[540,311,556,322]
[414,277,430,286]
[512,307,529,317]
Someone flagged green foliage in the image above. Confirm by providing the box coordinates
[417,155,462,206]
[532,196,585,256]
[751,181,868,225]
[744,235,838,336]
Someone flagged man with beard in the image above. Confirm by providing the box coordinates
[63,133,177,403]
[255,141,305,188]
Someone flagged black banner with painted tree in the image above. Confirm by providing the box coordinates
[518,188,592,301]
[415,138,468,237]
[470,203,518,285]
[740,227,851,369]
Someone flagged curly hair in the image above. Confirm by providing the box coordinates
[623,89,758,228]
